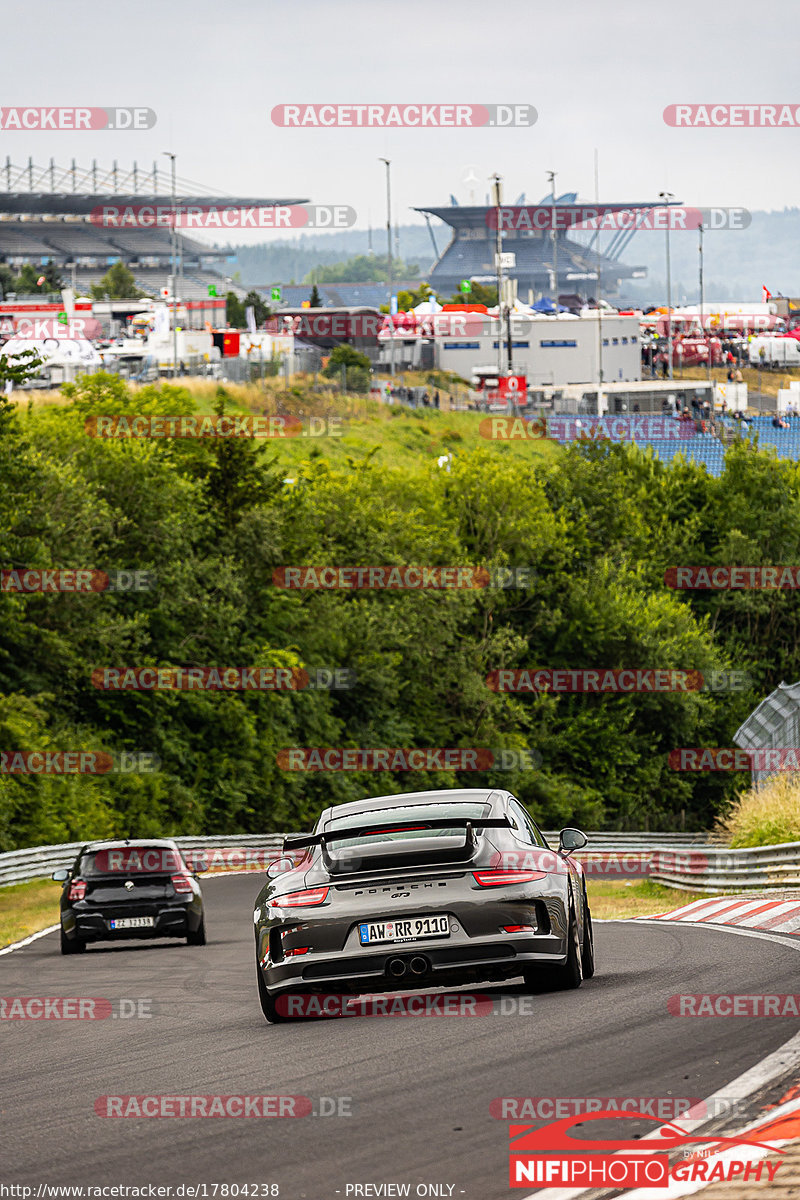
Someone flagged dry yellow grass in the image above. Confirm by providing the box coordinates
[716,773,800,847]
[0,879,62,948]
[586,879,711,919]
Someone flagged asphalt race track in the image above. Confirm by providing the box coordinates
[2,875,799,1199]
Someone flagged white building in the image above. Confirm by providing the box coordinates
[434,313,641,387]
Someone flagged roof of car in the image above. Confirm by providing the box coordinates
[80,838,180,852]
[318,788,503,827]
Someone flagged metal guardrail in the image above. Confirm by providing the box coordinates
[0,834,285,887]
[651,842,800,893]
[0,831,706,887]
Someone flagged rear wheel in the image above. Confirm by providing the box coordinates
[581,898,595,979]
[256,961,297,1024]
[60,927,86,955]
[187,915,207,946]
[523,904,583,992]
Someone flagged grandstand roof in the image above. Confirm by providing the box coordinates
[0,193,307,217]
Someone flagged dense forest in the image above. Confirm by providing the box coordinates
[2,375,800,849]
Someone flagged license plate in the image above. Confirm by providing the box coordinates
[109,917,155,929]
[358,915,450,945]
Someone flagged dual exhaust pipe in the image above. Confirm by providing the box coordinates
[387,955,429,979]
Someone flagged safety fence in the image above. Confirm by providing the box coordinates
[650,842,800,893]
[0,831,706,887]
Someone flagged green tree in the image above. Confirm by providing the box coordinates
[14,264,45,294]
[303,254,419,285]
[90,262,144,300]
[41,259,63,291]
[396,282,435,310]
[0,264,16,298]
[244,290,271,327]
[226,291,246,327]
[309,284,321,307]
[446,281,497,307]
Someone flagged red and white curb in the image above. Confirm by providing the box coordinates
[525,1026,800,1199]
[637,894,800,936]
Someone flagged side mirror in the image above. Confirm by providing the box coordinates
[559,828,588,855]
[52,869,70,882]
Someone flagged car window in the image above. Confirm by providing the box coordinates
[325,802,491,848]
[509,798,548,847]
[79,846,184,875]
[507,799,535,844]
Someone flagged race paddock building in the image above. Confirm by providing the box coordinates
[0,158,304,322]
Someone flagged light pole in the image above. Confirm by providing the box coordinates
[699,222,709,380]
[163,151,178,376]
[547,169,558,310]
[379,158,394,378]
[491,173,504,375]
[660,190,674,379]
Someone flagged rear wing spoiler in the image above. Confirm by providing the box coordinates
[283,815,511,852]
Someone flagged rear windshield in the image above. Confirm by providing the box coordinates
[324,803,491,848]
[79,846,185,875]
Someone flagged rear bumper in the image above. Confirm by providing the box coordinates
[261,932,567,994]
[62,901,200,943]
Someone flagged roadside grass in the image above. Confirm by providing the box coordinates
[716,773,800,847]
[587,878,712,920]
[0,879,61,948]
[14,376,560,471]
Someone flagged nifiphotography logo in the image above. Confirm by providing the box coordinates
[508,1109,783,1188]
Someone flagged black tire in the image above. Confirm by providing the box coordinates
[523,904,583,992]
[256,961,297,1024]
[186,915,206,946]
[581,898,596,979]
[60,927,86,955]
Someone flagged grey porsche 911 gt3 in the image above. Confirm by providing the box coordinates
[254,788,594,1023]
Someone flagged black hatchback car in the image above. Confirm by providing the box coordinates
[53,839,206,954]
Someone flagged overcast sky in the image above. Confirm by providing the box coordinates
[4,0,800,249]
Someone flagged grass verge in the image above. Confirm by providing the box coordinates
[0,879,61,949]
[587,878,712,920]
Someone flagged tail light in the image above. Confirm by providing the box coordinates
[67,879,86,901]
[284,947,309,957]
[268,886,329,907]
[473,870,547,887]
[502,924,536,933]
[171,874,194,894]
